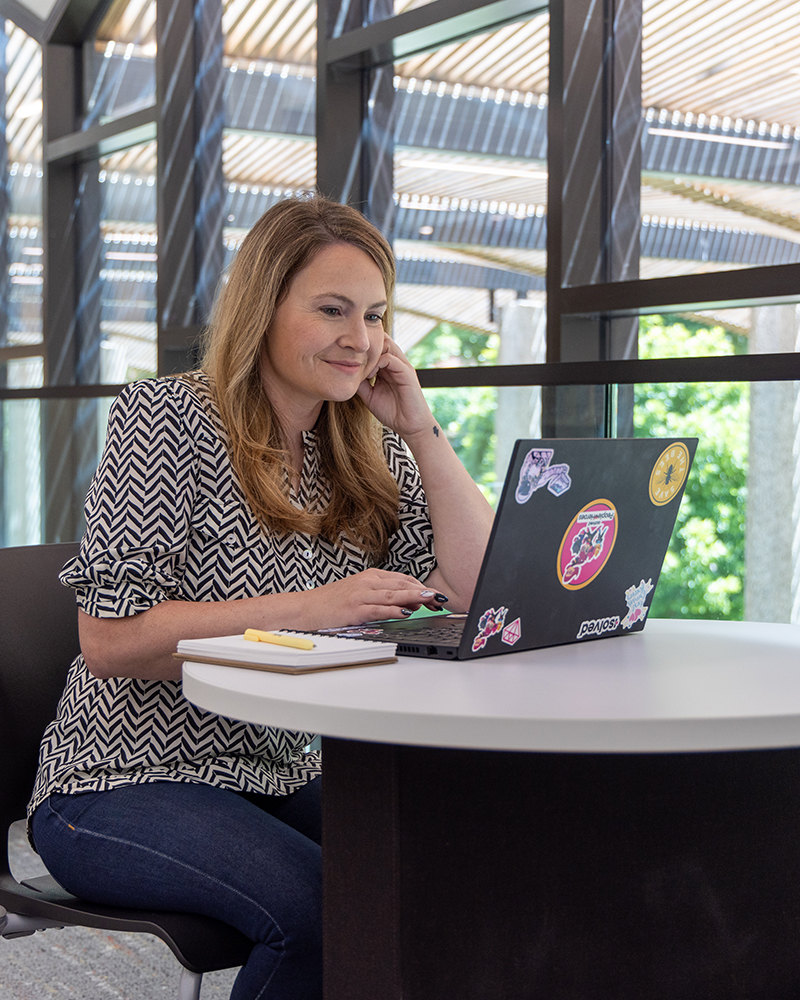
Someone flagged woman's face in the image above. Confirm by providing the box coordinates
[260,242,388,420]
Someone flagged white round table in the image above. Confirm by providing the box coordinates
[183,618,800,753]
[182,619,800,1000]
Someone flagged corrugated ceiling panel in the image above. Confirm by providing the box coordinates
[223,0,316,62]
[642,0,800,125]
[398,12,549,94]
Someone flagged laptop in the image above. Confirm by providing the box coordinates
[322,437,697,659]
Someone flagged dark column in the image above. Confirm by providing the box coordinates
[42,40,79,386]
[156,0,224,375]
[316,0,394,233]
[546,0,642,435]
[41,35,96,541]
[75,159,102,384]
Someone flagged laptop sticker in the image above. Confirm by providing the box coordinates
[621,578,654,628]
[502,617,522,646]
[472,606,508,652]
[558,500,618,590]
[515,448,572,503]
[576,615,620,639]
[649,442,690,506]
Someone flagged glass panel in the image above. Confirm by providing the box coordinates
[1,395,116,547]
[419,377,556,509]
[222,134,316,244]
[422,370,791,626]
[393,0,438,13]
[369,0,438,27]
[422,384,500,505]
[634,376,799,626]
[329,0,457,33]
[222,2,317,258]
[639,0,800,282]
[78,141,157,382]
[633,376,749,622]
[223,0,316,64]
[563,304,799,363]
[631,304,798,361]
[83,0,156,128]
[2,396,41,546]
[0,356,43,388]
[5,22,43,354]
[389,11,549,369]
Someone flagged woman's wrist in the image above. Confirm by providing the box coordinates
[401,419,447,457]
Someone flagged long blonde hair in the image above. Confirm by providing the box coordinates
[202,196,401,559]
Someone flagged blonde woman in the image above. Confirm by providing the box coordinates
[28,196,494,1000]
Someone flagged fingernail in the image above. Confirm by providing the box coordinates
[401,608,413,616]
[420,590,435,598]
[435,593,449,603]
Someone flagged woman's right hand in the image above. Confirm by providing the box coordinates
[80,570,449,681]
[307,568,448,627]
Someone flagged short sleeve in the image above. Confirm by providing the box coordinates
[60,378,201,618]
[380,430,437,580]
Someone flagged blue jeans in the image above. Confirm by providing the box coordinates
[31,779,322,1000]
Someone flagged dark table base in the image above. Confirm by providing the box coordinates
[323,738,800,1000]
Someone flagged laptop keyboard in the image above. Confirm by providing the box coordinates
[391,622,465,645]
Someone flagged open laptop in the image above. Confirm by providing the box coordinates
[322,437,697,659]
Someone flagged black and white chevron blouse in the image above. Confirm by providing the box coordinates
[28,372,436,822]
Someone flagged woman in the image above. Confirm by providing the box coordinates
[27,196,494,1000]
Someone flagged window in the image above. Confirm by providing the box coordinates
[640,0,800,284]
[221,0,317,265]
[83,0,156,128]
[2,21,43,389]
[2,0,800,627]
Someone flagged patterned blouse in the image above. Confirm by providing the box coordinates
[28,372,436,824]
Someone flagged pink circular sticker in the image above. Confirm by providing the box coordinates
[557,499,618,590]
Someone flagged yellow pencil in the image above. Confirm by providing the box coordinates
[243,628,315,650]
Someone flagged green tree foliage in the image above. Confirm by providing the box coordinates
[407,322,498,496]
[407,321,497,369]
[634,317,748,620]
[406,313,749,620]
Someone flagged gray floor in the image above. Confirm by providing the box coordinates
[1,823,240,1000]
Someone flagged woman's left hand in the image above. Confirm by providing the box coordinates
[357,335,433,440]
[358,333,495,617]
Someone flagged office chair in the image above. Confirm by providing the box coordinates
[0,543,253,1000]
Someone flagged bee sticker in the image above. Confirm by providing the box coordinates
[649,443,690,506]
[557,500,618,590]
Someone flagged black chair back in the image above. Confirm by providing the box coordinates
[0,542,80,863]
[0,542,255,986]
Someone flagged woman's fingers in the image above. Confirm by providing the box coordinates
[367,337,415,383]
[359,342,434,439]
[314,570,448,626]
